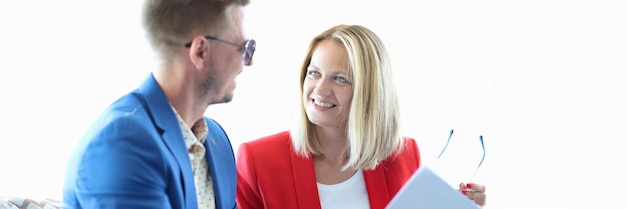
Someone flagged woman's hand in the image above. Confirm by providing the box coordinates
[459,182,486,207]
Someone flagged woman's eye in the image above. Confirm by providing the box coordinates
[307,71,320,77]
[335,76,350,84]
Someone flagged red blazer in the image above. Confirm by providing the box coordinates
[236,131,421,209]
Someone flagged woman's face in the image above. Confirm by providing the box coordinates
[302,39,353,128]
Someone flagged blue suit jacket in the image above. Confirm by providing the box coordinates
[63,74,237,209]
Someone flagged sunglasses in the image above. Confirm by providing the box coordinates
[437,129,485,182]
[184,35,256,66]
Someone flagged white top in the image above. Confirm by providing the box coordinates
[317,170,370,209]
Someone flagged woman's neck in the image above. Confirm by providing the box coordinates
[313,126,349,164]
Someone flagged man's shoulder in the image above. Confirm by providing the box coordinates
[99,92,150,123]
[83,91,157,140]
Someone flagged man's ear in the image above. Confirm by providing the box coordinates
[189,36,209,69]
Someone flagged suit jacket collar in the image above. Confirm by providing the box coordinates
[138,74,197,209]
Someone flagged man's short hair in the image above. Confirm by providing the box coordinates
[142,0,250,60]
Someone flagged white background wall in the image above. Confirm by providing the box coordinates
[1,0,625,208]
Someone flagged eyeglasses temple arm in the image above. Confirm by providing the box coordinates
[478,135,485,168]
[437,129,454,159]
[468,135,485,183]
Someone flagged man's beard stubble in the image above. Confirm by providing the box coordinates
[201,75,234,105]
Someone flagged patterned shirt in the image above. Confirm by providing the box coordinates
[173,108,215,209]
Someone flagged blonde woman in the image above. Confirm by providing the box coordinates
[236,24,486,209]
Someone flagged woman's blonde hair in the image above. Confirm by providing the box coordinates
[290,24,404,170]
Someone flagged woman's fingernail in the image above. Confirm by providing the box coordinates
[461,190,467,195]
[467,183,472,189]
[460,183,464,188]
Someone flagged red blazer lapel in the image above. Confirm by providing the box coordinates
[362,138,422,209]
[290,145,322,209]
[364,168,393,209]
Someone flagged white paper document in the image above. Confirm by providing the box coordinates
[386,166,481,209]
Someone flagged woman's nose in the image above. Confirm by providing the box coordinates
[313,79,332,97]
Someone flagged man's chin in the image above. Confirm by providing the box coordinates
[222,94,233,103]
[210,93,233,105]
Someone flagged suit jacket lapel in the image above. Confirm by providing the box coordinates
[139,74,197,208]
[289,145,322,209]
[203,118,236,209]
[364,168,392,209]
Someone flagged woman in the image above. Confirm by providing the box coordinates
[236,24,486,209]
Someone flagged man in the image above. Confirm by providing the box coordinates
[62,0,254,208]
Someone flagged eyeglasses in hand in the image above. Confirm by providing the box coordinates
[184,35,256,66]
[437,129,485,182]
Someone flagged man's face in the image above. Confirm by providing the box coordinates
[202,5,249,105]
